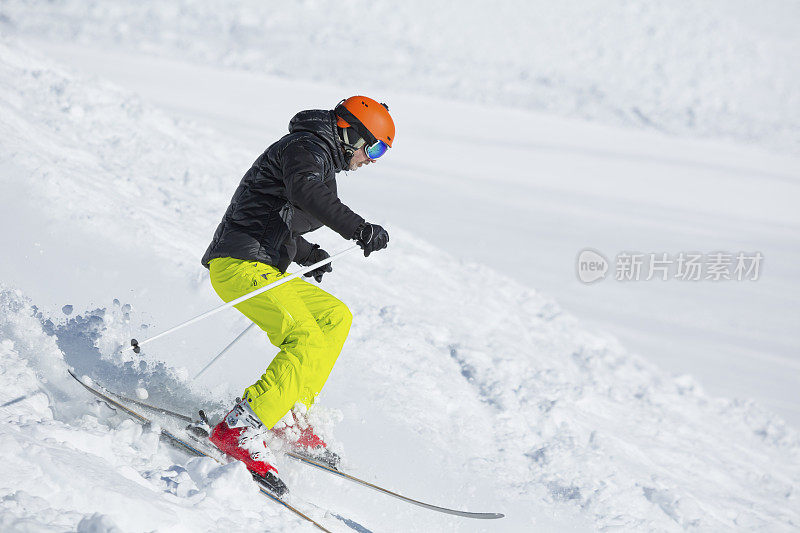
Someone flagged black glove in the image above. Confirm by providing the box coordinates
[300,245,332,282]
[353,222,389,257]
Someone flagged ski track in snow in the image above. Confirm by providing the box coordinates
[0,22,799,533]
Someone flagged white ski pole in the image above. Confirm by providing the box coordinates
[192,322,256,381]
[125,244,361,354]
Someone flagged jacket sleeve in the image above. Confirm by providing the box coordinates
[282,141,365,240]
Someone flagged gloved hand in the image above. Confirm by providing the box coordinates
[300,245,332,282]
[353,222,389,257]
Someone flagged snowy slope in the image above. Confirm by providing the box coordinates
[6,0,799,428]
[1,34,799,532]
[2,0,798,152]
[25,41,800,428]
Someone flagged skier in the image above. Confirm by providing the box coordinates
[200,96,394,477]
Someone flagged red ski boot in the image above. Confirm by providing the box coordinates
[209,398,278,477]
[271,410,340,468]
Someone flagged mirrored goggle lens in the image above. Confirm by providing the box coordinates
[365,140,389,159]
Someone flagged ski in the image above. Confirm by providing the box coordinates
[98,384,504,520]
[67,369,335,533]
[284,451,504,519]
[103,391,195,423]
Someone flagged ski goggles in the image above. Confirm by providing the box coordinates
[365,139,389,160]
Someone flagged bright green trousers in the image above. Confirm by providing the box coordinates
[208,257,352,429]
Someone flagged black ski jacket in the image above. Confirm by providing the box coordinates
[201,110,365,271]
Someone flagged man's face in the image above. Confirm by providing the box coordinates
[348,147,374,171]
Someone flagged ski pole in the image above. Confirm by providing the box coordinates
[192,322,256,380]
[125,244,361,354]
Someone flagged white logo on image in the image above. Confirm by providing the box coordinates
[577,249,608,284]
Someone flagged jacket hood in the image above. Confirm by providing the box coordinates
[288,109,347,171]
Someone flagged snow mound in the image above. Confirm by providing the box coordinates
[0,34,244,272]
[76,514,123,533]
[0,287,304,532]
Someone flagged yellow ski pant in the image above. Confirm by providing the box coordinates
[208,257,352,429]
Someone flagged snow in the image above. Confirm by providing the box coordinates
[2,0,798,152]
[1,2,799,532]
[14,36,799,428]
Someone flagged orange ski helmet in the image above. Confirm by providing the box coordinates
[335,96,394,148]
